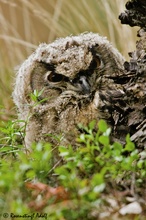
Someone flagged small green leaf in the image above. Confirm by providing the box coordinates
[113,142,123,151]
[89,120,96,130]
[137,160,144,169]
[38,88,45,96]
[125,142,135,152]
[103,127,111,136]
[91,173,104,185]
[93,183,105,193]
[99,135,109,145]
[98,120,108,132]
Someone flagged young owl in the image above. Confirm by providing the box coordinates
[13,32,126,149]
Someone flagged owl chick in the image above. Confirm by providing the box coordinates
[13,32,126,149]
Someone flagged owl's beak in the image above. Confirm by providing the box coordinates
[77,75,91,94]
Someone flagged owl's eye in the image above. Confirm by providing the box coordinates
[46,72,64,83]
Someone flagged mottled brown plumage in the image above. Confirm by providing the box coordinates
[13,32,125,149]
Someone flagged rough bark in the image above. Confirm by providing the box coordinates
[118,0,146,148]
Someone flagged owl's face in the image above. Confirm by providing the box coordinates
[30,48,102,107]
[13,33,125,147]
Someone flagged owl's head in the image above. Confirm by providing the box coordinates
[13,32,125,121]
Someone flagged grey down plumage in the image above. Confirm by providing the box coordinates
[13,32,127,149]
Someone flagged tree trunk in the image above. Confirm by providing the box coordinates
[114,0,146,149]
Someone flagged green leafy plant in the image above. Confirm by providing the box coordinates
[0,142,53,214]
[30,88,48,105]
[52,120,145,218]
[0,117,146,219]
[0,119,25,157]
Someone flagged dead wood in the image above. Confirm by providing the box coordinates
[115,0,146,148]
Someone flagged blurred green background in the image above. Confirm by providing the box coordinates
[0,0,138,120]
